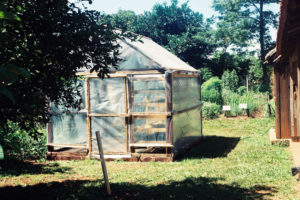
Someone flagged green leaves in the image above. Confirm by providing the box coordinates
[110,1,215,69]
[0,11,21,21]
[0,64,30,103]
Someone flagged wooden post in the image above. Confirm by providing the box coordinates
[86,78,92,157]
[95,131,111,196]
[246,75,249,93]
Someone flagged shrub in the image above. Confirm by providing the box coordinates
[202,77,223,105]
[202,102,221,119]
[222,89,268,116]
[222,69,239,92]
[0,123,47,161]
[237,86,247,95]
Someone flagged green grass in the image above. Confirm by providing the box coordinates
[0,118,298,200]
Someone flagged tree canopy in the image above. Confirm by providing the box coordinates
[0,0,123,133]
[109,0,216,69]
[213,0,280,86]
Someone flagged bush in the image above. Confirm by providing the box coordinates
[237,86,247,95]
[222,69,239,92]
[202,102,221,119]
[0,123,47,161]
[222,89,268,116]
[202,77,223,105]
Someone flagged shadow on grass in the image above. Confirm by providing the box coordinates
[0,161,71,176]
[176,136,240,160]
[0,176,275,200]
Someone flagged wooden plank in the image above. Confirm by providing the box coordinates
[86,78,92,157]
[132,77,165,81]
[134,128,166,133]
[76,72,127,78]
[129,143,173,147]
[274,65,281,139]
[89,113,128,117]
[279,62,291,138]
[131,112,171,117]
[123,77,129,153]
[172,74,200,78]
[46,143,88,148]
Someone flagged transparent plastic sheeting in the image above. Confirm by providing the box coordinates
[117,41,161,70]
[173,107,202,152]
[129,76,166,113]
[90,78,125,114]
[50,79,86,113]
[133,117,166,143]
[91,117,126,153]
[50,113,87,145]
[172,77,201,112]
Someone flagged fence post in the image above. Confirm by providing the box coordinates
[95,131,111,196]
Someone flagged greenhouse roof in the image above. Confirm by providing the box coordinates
[116,37,197,72]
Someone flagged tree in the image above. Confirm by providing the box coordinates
[0,0,123,134]
[213,0,279,86]
[222,69,239,92]
[208,51,251,79]
[110,0,216,69]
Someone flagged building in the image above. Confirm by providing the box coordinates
[47,35,203,161]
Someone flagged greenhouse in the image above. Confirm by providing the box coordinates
[47,36,203,161]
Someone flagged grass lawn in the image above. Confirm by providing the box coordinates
[0,118,299,200]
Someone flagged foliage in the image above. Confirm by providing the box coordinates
[200,67,213,82]
[213,0,280,85]
[208,51,251,78]
[222,69,239,92]
[202,102,221,119]
[0,0,125,134]
[237,86,247,95]
[109,0,216,69]
[0,122,46,161]
[202,77,223,105]
[222,89,268,116]
[0,118,297,200]
[264,100,275,117]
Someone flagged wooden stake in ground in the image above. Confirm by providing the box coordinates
[95,131,111,196]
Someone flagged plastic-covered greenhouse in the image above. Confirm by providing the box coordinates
[47,36,203,161]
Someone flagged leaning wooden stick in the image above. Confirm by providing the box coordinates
[95,131,111,196]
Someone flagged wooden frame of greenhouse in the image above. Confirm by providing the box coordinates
[47,36,203,161]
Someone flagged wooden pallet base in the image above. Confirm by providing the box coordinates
[47,151,173,162]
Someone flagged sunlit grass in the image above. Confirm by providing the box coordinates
[0,118,298,200]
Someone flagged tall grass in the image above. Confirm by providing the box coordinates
[222,89,268,116]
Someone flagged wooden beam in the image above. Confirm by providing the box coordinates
[89,113,128,117]
[123,77,129,153]
[131,112,171,117]
[129,143,173,147]
[172,74,200,78]
[46,143,88,148]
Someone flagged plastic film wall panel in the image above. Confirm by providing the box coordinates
[130,78,166,113]
[173,107,202,152]
[132,117,166,143]
[90,78,125,114]
[172,77,200,112]
[50,113,87,145]
[91,117,127,153]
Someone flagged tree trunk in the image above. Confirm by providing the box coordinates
[259,0,269,86]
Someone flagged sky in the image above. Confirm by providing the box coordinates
[77,0,280,41]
